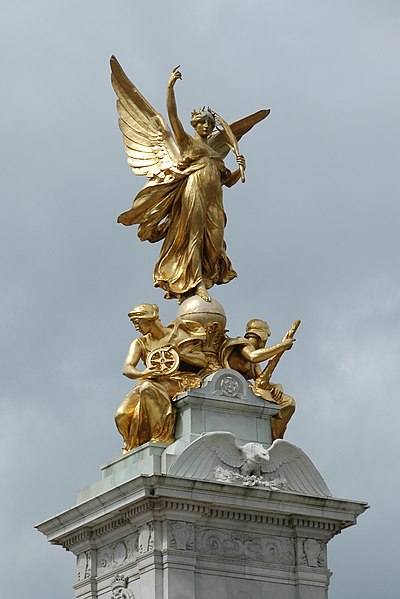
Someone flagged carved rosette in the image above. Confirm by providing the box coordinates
[168,521,194,550]
[196,529,294,565]
[217,375,243,398]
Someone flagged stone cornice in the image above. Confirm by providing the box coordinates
[36,474,368,550]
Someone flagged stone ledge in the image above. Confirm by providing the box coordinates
[36,474,368,550]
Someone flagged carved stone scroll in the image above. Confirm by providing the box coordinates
[196,529,294,565]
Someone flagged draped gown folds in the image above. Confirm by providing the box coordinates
[118,134,237,300]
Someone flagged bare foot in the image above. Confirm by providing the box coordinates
[195,282,211,302]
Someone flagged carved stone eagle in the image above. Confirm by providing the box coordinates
[168,432,331,497]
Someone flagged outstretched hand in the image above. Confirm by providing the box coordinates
[281,338,295,351]
[168,65,182,88]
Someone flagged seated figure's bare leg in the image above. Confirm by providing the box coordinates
[271,391,296,441]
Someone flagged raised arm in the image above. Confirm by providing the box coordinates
[241,338,294,364]
[166,66,187,146]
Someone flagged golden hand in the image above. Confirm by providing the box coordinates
[140,368,162,379]
[281,338,295,350]
[236,154,246,171]
[270,386,283,402]
[167,65,182,88]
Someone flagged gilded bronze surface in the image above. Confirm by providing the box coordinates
[220,319,300,441]
[110,57,300,452]
[115,303,207,451]
[111,57,269,302]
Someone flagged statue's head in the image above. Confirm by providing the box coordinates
[190,106,216,138]
[245,319,271,343]
[128,303,159,334]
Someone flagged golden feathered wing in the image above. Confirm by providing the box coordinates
[110,55,180,181]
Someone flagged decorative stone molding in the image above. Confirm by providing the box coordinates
[187,368,279,408]
[168,521,194,550]
[97,523,154,576]
[218,375,242,398]
[64,528,92,550]
[98,538,133,575]
[196,529,294,565]
[301,538,326,567]
[290,517,339,533]
[76,550,91,581]
[61,496,341,556]
[138,522,154,554]
[110,574,135,598]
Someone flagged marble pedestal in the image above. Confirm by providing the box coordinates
[36,370,367,599]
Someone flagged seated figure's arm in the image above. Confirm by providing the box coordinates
[122,339,147,379]
[241,338,293,364]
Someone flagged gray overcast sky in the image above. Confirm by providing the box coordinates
[1,1,399,597]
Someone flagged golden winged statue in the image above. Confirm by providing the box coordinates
[110,56,269,302]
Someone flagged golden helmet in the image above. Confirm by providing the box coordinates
[127,303,159,321]
[245,319,271,342]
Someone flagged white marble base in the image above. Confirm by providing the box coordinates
[37,474,367,599]
[36,370,368,598]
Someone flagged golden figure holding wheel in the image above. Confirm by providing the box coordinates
[146,347,180,376]
[114,304,207,452]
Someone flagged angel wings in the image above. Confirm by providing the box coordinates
[168,432,332,498]
[110,55,269,184]
[111,56,180,181]
[110,56,269,301]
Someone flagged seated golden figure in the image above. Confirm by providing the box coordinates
[115,304,208,452]
[220,319,297,441]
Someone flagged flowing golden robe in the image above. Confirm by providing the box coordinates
[115,326,203,451]
[118,136,237,300]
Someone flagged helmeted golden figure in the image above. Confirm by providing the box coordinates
[110,57,269,302]
[221,319,299,441]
